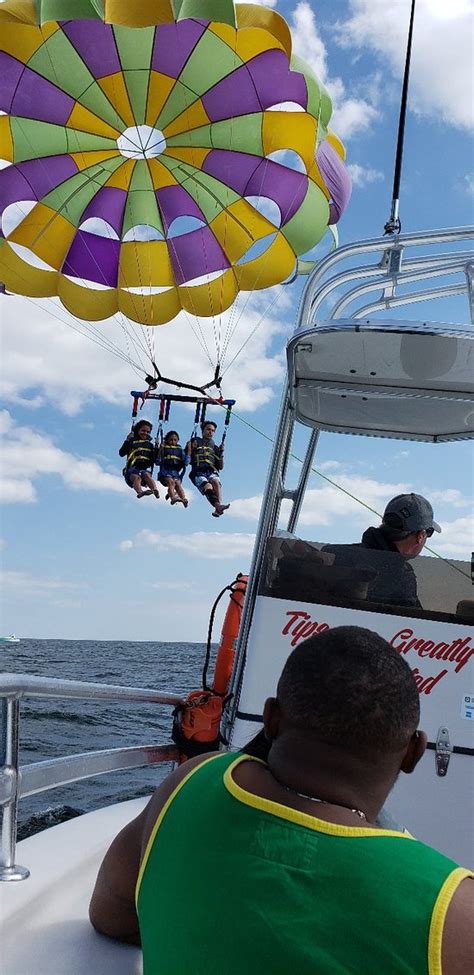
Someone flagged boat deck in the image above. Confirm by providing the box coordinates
[2,798,147,975]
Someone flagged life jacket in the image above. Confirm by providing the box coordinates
[191,438,219,474]
[124,438,155,472]
[160,444,184,473]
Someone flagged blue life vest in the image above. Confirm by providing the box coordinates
[160,444,185,473]
[124,438,155,472]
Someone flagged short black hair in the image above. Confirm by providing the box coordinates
[277,626,419,757]
[201,420,217,429]
[164,430,180,442]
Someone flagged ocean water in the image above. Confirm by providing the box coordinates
[0,638,212,838]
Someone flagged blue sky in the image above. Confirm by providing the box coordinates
[1,0,473,640]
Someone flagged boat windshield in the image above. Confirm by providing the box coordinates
[259,535,473,624]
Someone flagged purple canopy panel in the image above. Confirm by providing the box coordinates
[11,64,75,126]
[0,53,25,113]
[156,185,204,233]
[152,20,208,79]
[62,230,120,287]
[168,225,229,286]
[60,21,121,79]
[202,63,261,122]
[247,50,308,111]
[316,141,352,224]
[80,186,128,237]
[0,156,79,213]
[202,150,262,196]
[246,159,307,225]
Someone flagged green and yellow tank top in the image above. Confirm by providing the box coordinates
[136,752,471,975]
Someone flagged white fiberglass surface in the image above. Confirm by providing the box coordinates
[1,798,147,975]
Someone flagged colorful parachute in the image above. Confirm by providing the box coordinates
[0,0,351,328]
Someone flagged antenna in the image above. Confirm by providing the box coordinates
[384,0,417,235]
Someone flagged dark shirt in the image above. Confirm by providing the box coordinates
[360,526,421,608]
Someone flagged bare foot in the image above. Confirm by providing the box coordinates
[214,503,230,515]
[212,509,221,517]
[170,498,178,505]
[137,490,153,498]
[153,489,160,499]
[182,499,189,508]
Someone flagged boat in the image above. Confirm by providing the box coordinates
[2,224,473,970]
[1,3,473,973]
[0,634,20,644]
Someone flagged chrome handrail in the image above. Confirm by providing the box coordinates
[0,674,184,881]
[295,226,474,327]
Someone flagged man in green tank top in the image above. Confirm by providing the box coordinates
[90,626,473,974]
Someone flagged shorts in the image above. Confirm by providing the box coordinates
[191,472,220,493]
[159,469,182,485]
[124,466,150,488]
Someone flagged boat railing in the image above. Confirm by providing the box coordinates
[297,226,474,326]
[0,673,184,881]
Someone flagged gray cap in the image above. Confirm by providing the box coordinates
[383,493,441,534]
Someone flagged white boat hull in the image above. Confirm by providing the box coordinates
[2,798,147,974]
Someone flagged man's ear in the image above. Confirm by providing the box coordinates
[263,697,280,741]
[400,729,427,774]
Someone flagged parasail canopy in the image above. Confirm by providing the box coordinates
[0,0,351,331]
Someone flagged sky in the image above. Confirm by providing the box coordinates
[1,0,473,641]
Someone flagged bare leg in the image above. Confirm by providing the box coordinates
[175,479,188,507]
[165,476,178,504]
[131,474,149,498]
[211,478,229,516]
[141,472,159,498]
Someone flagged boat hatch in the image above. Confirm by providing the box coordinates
[287,321,474,442]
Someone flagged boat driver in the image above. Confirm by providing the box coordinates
[360,492,441,607]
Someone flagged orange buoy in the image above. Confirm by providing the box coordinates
[173,575,247,763]
[213,575,247,695]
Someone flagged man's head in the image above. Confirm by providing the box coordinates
[382,493,441,558]
[201,421,217,440]
[264,626,422,766]
[134,420,152,438]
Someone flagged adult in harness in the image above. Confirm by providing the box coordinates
[186,421,230,518]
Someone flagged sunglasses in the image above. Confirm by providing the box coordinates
[424,527,434,538]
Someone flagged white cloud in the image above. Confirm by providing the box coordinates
[232,475,410,525]
[0,479,37,503]
[428,488,470,509]
[336,0,474,131]
[289,1,381,140]
[1,569,83,594]
[0,410,125,502]
[464,174,474,196]
[119,540,134,551]
[0,285,286,416]
[348,163,384,187]
[432,515,474,556]
[136,529,256,560]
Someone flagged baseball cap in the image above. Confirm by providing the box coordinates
[383,494,441,534]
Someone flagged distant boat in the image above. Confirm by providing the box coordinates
[0,634,20,644]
